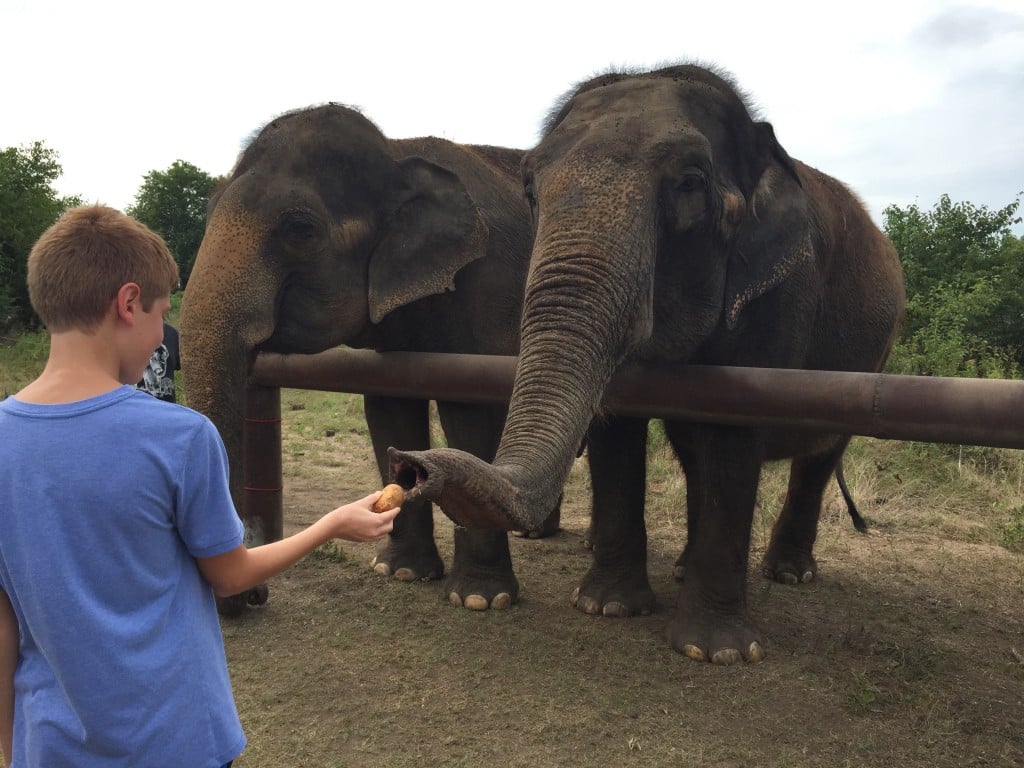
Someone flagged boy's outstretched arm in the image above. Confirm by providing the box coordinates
[197,492,400,598]
[0,588,16,768]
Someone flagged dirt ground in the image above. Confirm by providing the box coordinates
[222,392,1024,768]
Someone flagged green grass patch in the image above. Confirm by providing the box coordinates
[282,390,368,440]
[1001,506,1024,552]
[307,539,348,564]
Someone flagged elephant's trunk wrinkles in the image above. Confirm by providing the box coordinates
[180,201,277,543]
[393,168,654,532]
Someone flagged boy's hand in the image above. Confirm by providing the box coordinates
[330,492,400,542]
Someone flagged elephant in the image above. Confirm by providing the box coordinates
[389,64,906,664]
[179,103,556,617]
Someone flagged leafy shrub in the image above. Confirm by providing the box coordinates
[1001,507,1024,552]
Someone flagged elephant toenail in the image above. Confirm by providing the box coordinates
[393,567,416,582]
[464,595,489,611]
[602,602,628,617]
[683,644,706,662]
[712,648,743,665]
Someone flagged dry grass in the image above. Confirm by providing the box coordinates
[223,389,1024,768]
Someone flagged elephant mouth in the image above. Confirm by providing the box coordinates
[387,446,528,531]
[387,449,433,501]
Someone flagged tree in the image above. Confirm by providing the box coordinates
[0,141,82,329]
[884,193,1023,378]
[127,160,219,287]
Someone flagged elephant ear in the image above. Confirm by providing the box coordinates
[723,124,814,330]
[368,157,488,323]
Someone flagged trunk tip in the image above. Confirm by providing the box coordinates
[386,446,520,531]
[387,446,439,504]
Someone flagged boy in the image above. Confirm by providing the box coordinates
[0,206,399,767]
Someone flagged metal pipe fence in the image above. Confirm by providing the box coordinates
[240,348,1024,540]
[251,348,1024,448]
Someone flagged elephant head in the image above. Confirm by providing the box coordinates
[392,65,821,531]
[180,104,489,536]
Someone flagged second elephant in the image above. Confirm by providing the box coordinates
[180,104,554,615]
[392,64,906,664]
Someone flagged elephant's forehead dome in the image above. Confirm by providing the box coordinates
[553,76,749,153]
[571,79,715,132]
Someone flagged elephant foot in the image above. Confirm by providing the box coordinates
[672,546,690,581]
[444,567,519,611]
[372,536,444,583]
[666,601,765,665]
[216,593,248,618]
[760,545,817,585]
[246,583,269,606]
[214,583,270,617]
[570,567,655,617]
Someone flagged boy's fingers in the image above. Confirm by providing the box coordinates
[377,507,400,530]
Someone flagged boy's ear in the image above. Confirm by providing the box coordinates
[115,283,143,324]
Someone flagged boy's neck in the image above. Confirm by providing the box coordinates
[16,327,126,405]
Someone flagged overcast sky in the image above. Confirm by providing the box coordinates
[3,0,1022,233]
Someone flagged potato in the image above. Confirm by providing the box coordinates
[371,483,405,513]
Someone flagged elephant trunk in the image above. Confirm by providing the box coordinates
[180,201,278,543]
[392,166,654,531]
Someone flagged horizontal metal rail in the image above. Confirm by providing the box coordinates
[251,348,1024,450]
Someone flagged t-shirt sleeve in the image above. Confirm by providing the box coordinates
[177,418,246,558]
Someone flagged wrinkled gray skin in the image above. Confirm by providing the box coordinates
[392,65,906,664]
[180,104,556,617]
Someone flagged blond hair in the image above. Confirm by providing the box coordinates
[27,205,179,332]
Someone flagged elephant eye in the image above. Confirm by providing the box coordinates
[278,213,320,243]
[664,172,710,233]
[675,173,705,194]
[523,176,538,210]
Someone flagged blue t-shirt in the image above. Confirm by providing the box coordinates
[0,386,246,767]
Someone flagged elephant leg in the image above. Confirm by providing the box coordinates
[666,424,765,664]
[572,415,655,618]
[761,438,850,585]
[436,401,520,610]
[365,395,444,582]
[664,423,696,581]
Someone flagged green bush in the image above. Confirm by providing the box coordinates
[1002,507,1024,552]
[0,142,81,330]
[884,194,1023,379]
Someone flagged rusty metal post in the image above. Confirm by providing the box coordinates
[243,383,284,545]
